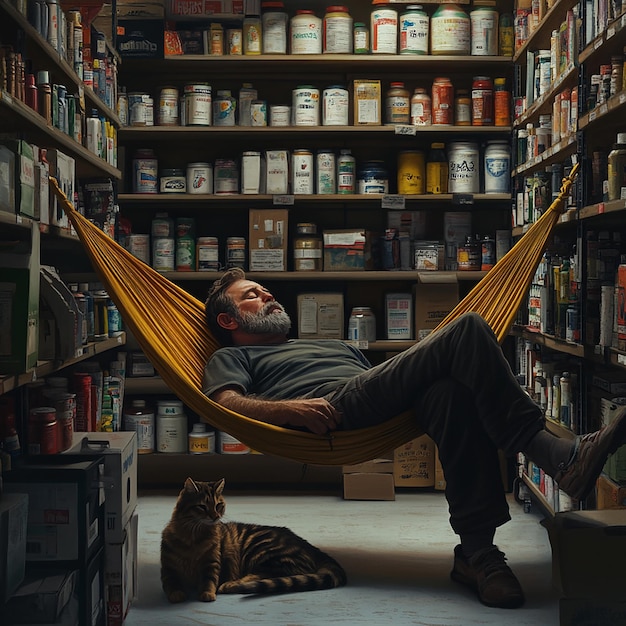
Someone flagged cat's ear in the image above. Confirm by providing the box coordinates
[184,477,199,492]
[214,478,226,495]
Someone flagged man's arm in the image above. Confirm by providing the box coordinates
[210,387,342,435]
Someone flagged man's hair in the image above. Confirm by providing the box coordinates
[205,267,246,346]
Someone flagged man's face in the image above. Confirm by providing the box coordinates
[225,280,292,336]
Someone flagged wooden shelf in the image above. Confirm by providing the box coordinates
[510,326,585,358]
[521,473,555,516]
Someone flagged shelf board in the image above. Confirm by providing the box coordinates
[0,334,126,396]
[512,134,577,177]
[579,198,626,220]
[578,90,626,132]
[521,473,556,517]
[579,10,626,65]
[510,326,585,358]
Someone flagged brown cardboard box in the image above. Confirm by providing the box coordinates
[434,446,446,491]
[342,458,394,475]
[596,474,626,509]
[343,473,395,501]
[413,275,459,341]
[297,293,344,339]
[249,209,288,271]
[393,434,435,487]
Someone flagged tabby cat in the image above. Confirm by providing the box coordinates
[160,477,347,603]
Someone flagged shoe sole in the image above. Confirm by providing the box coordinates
[450,568,525,609]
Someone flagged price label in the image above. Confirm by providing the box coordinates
[620,92,626,104]
[452,193,474,205]
[607,26,615,39]
[589,110,597,121]
[599,103,608,115]
[598,202,605,214]
[618,353,626,366]
[381,194,405,209]
[594,37,603,50]
[394,125,416,136]
[273,194,294,205]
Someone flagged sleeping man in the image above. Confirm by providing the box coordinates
[202,267,626,609]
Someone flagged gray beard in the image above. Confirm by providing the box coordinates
[236,302,292,336]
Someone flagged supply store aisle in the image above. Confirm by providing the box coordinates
[125,491,559,626]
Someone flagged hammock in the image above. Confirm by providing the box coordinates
[50,165,578,465]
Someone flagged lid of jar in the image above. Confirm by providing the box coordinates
[354,21,366,27]
[261,1,285,8]
[413,87,427,93]
[160,169,184,176]
[326,6,349,11]
[390,82,405,88]
[132,399,146,407]
[494,77,507,85]
[295,9,315,14]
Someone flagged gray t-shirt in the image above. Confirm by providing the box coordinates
[203,339,371,400]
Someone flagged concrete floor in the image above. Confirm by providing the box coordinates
[125,490,560,626]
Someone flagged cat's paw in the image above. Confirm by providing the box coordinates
[199,591,217,602]
[167,590,187,604]
[218,581,237,593]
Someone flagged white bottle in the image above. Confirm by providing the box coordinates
[86,109,102,157]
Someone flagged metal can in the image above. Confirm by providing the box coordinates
[323,5,353,53]
[371,7,398,54]
[290,10,322,54]
[158,86,179,126]
[270,105,291,126]
[152,237,175,272]
[316,150,336,194]
[227,28,242,54]
[484,140,511,193]
[357,161,388,194]
[397,150,425,194]
[152,213,174,238]
[337,149,356,194]
[159,168,186,193]
[432,77,453,125]
[293,222,322,271]
[250,100,268,126]
[128,92,152,126]
[348,307,376,342]
[410,87,432,125]
[292,86,320,126]
[213,90,236,126]
[132,149,158,194]
[73,372,93,431]
[448,141,480,193]
[470,6,498,56]
[481,235,496,270]
[400,5,429,55]
[322,86,349,126]
[184,83,212,126]
[292,149,314,194]
[28,407,58,454]
[54,393,75,452]
[471,76,494,126]
[197,236,219,271]
[186,162,213,194]
[128,234,150,263]
[157,400,187,453]
[124,400,155,454]
[92,292,109,340]
[226,236,246,269]
[214,159,239,194]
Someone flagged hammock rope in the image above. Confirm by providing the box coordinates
[50,164,578,465]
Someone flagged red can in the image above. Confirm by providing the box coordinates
[28,407,58,455]
[432,77,453,125]
[55,392,76,451]
[73,372,93,432]
[471,76,493,126]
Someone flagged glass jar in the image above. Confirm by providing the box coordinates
[293,223,322,271]
[411,87,431,125]
[353,21,369,54]
[454,89,471,126]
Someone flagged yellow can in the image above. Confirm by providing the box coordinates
[397,150,425,194]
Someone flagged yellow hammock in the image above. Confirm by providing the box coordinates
[50,165,578,465]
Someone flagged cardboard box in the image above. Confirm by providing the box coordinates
[542,510,626,598]
[343,473,395,501]
[265,150,289,195]
[47,149,75,230]
[0,493,28,604]
[64,432,138,544]
[559,597,626,626]
[248,209,288,271]
[0,224,40,374]
[5,570,78,624]
[6,140,36,218]
[393,434,435,487]
[241,152,265,194]
[105,511,138,626]
[323,229,368,271]
[413,276,459,341]
[385,293,413,340]
[414,241,445,271]
[353,79,381,125]
[0,143,16,213]
[297,293,344,339]
[342,458,394,474]
[117,19,165,58]
[596,474,626,510]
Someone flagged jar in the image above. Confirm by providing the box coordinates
[292,149,314,194]
[322,86,349,126]
[357,161,388,194]
[160,168,186,193]
[226,28,242,55]
[184,83,212,126]
[158,86,179,126]
[385,82,410,125]
[293,223,322,271]
[432,77,454,125]
[470,5,498,56]
[448,141,479,193]
[188,423,214,454]
[371,6,398,54]
[316,150,336,194]
[243,15,262,55]
[484,140,511,194]
[132,149,158,193]
[608,132,626,201]
[353,21,369,53]
[397,150,425,194]
[128,92,153,126]
[251,100,267,126]
[494,78,510,126]
[400,5,429,55]
[454,89,471,126]
[348,307,376,342]
[226,236,247,269]
[457,236,481,270]
[292,85,320,126]
[157,400,187,453]
[323,5,353,53]
[213,89,236,126]
[214,158,239,194]
[262,1,288,54]
[152,212,174,238]
[186,162,212,194]
[337,148,356,194]
[290,10,322,54]
[197,236,219,271]
[410,87,431,125]
[471,76,494,126]
[426,142,448,194]
[430,3,470,55]
[270,105,291,126]
[124,399,155,454]
[152,237,175,272]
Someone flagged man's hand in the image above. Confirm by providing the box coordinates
[210,388,342,434]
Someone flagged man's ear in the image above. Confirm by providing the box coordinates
[216,312,239,330]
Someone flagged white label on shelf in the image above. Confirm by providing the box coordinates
[607,26,615,39]
[594,38,603,49]
[394,125,417,136]
[381,194,406,209]
[348,340,369,350]
[599,104,608,116]
[273,194,294,205]
[590,110,597,121]
[618,353,626,366]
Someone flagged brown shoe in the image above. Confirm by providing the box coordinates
[450,545,525,609]
[555,407,626,500]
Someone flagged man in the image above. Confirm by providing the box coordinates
[203,267,626,609]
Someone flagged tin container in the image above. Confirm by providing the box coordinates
[184,83,212,126]
[157,400,187,453]
[54,393,75,452]
[292,149,314,194]
[470,6,498,56]
[214,159,239,194]
[186,162,212,194]
[471,76,494,126]
[323,5,353,53]
[28,407,58,454]
[133,149,158,194]
[128,234,150,263]
[385,82,410,125]
[484,140,511,193]
[357,161,389,194]
[250,100,267,126]
[348,307,376,342]
[124,399,155,454]
[160,168,186,193]
[152,237,175,272]
[293,86,320,126]
[432,77,454,125]
[290,10,322,54]
[322,86,349,126]
[213,90,236,126]
[448,141,480,193]
[316,150,336,194]
[337,149,356,194]
[270,105,291,126]
[410,87,432,125]
[227,28,242,54]
[293,222,322,271]
[397,150,425,194]
[158,87,179,125]
[197,236,219,271]
[400,5,429,55]
[243,16,262,55]
[73,372,93,431]
[262,3,288,54]
[371,7,398,54]
[430,3,470,55]
[226,236,246,269]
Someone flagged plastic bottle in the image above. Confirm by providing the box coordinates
[426,142,448,194]
[607,132,626,201]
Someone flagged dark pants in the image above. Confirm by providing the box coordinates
[325,312,544,535]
